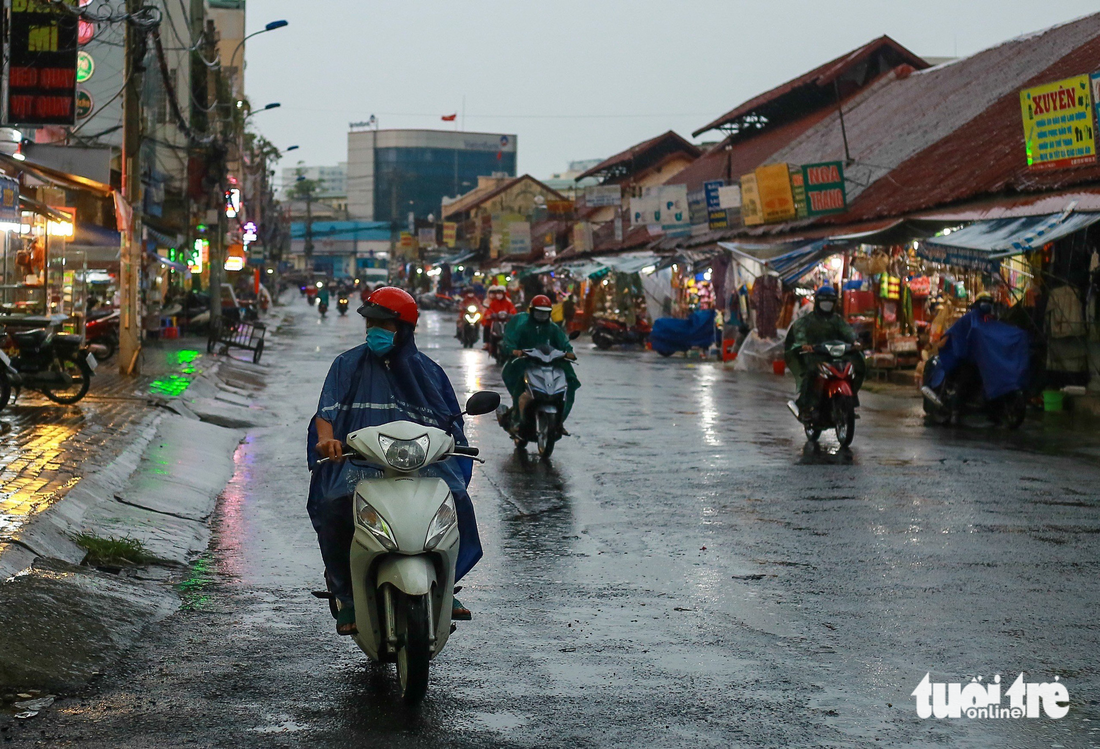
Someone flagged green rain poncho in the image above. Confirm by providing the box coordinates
[501,312,580,419]
[784,310,865,410]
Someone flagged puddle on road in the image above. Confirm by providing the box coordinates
[0,420,80,538]
[178,551,217,610]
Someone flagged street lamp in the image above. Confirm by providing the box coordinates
[228,19,289,88]
[244,102,281,120]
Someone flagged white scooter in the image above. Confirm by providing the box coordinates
[312,390,500,704]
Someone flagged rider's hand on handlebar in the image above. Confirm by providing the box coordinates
[565,352,577,361]
[512,349,525,358]
[852,341,863,351]
[801,344,814,353]
[317,439,344,460]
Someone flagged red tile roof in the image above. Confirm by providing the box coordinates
[692,36,929,138]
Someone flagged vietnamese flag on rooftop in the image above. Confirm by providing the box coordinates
[441,113,457,121]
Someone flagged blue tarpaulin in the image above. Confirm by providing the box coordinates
[650,309,716,355]
[930,311,1030,401]
[920,212,1100,272]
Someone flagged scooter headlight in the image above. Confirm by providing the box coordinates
[424,494,458,550]
[377,434,430,471]
[467,305,479,313]
[355,494,397,550]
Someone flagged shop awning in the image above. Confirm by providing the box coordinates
[438,250,477,265]
[145,247,187,272]
[764,239,837,285]
[18,195,68,222]
[920,211,1100,271]
[146,226,183,248]
[596,253,660,275]
[0,152,114,197]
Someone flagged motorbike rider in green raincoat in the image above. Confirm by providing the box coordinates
[784,285,865,421]
[501,295,580,429]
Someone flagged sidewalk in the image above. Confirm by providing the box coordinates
[0,314,283,692]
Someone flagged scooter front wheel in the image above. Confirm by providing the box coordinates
[536,410,556,459]
[804,424,821,442]
[833,397,855,447]
[397,594,431,704]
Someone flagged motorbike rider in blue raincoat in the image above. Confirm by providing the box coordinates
[308,287,482,635]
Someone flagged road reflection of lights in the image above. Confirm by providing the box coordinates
[696,364,722,447]
[462,349,482,395]
[0,423,79,536]
[215,437,254,581]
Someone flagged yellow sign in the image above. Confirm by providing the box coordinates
[756,163,797,223]
[442,222,457,247]
[740,173,762,226]
[1020,74,1096,171]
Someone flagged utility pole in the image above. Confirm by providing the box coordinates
[303,190,313,272]
[119,0,145,375]
[205,20,225,319]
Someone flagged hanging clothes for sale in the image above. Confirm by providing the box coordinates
[751,274,782,339]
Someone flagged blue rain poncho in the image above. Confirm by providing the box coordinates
[306,337,482,581]
[929,310,1030,401]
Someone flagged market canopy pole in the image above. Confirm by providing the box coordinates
[119,0,144,375]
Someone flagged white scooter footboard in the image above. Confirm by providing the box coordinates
[377,555,437,596]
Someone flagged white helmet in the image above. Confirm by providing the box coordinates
[488,284,505,294]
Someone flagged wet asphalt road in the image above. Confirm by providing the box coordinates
[11,298,1100,748]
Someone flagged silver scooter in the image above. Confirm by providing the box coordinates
[313,391,499,703]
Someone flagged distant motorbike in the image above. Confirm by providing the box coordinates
[459,304,481,348]
[921,357,1027,429]
[2,328,97,405]
[591,317,651,350]
[487,311,511,364]
[318,301,329,319]
[85,309,120,361]
[787,341,861,447]
[501,336,578,459]
[337,297,349,316]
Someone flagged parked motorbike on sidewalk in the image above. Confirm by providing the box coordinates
[921,357,1027,429]
[85,309,120,361]
[337,296,349,316]
[311,390,500,704]
[500,337,578,459]
[487,311,511,364]
[459,304,481,348]
[787,341,860,447]
[1,328,97,405]
[591,316,651,350]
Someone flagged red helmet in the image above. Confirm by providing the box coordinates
[530,294,552,310]
[358,286,419,325]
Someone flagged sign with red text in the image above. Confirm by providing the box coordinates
[6,0,79,125]
[801,161,848,216]
[1020,74,1096,171]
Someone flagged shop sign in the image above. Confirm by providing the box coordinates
[399,232,414,249]
[417,227,435,246]
[802,161,847,216]
[75,88,93,119]
[76,51,94,83]
[506,221,531,255]
[584,185,621,208]
[704,180,728,230]
[7,0,80,126]
[442,221,457,247]
[77,19,95,46]
[717,184,741,210]
[629,185,690,237]
[789,166,808,219]
[756,163,797,223]
[546,199,573,216]
[572,221,593,253]
[1020,74,1096,171]
[189,238,206,273]
[0,176,19,222]
[1091,71,1100,141]
[740,172,763,226]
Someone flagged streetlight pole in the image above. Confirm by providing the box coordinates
[228,20,288,98]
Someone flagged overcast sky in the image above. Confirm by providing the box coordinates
[244,1,1100,180]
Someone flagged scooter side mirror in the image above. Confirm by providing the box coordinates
[568,330,581,340]
[464,390,501,416]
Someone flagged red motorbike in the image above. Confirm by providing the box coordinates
[85,309,120,361]
[591,317,651,350]
[787,341,861,447]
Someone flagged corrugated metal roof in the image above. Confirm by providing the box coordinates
[692,36,928,137]
[772,13,1100,224]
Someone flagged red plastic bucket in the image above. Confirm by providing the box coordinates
[772,360,786,375]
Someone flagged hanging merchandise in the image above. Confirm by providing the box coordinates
[908,275,931,296]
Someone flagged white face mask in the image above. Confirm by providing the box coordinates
[818,300,835,313]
